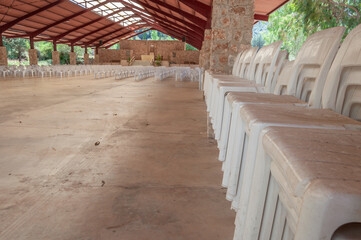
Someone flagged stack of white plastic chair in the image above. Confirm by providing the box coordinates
[222,25,361,240]
[223,26,346,211]
[204,48,257,110]
[211,41,283,141]
[217,52,294,164]
[240,127,361,240]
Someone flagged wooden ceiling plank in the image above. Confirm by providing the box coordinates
[0,0,67,33]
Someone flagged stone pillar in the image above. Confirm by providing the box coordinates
[0,46,8,66]
[199,29,212,70]
[84,53,89,65]
[28,49,38,65]
[209,0,254,73]
[94,54,99,64]
[69,52,76,65]
[52,51,60,65]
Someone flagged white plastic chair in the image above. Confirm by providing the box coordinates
[240,127,361,240]
[228,24,361,240]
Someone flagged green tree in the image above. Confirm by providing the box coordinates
[186,43,198,51]
[35,41,52,60]
[3,37,29,62]
[57,44,70,64]
[262,0,361,59]
[151,30,160,40]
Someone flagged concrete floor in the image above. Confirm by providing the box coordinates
[0,75,235,240]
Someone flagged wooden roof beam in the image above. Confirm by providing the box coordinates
[0,0,66,33]
[157,23,201,47]
[254,14,269,21]
[84,21,145,46]
[49,8,128,41]
[144,0,207,28]
[94,24,148,48]
[69,16,134,44]
[123,28,153,40]
[117,0,204,34]
[149,21,201,48]
[27,0,112,38]
[177,0,211,18]
[131,9,203,39]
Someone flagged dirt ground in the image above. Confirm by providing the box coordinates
[0,75,235,240]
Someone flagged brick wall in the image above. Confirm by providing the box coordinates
[118,40,185,60]
[98,40,198,64]
[170,51,200,64]
[98,49,134,63]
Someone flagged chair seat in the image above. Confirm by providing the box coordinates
[217,81,257,87]
[261,127,361,239]
[226,92,306,105]
[240,104,361,130]
[214,76,248,81]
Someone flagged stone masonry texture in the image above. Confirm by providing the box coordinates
[209,0,254,73]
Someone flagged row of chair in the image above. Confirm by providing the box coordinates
[134,67,155,81]
[154,67,177,81]
[204,23,361,239]
[0,65,96,78]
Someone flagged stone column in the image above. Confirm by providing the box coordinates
[52,51,60,65]
[209,0,254,73]
[94,54,99,64]
[84,53,89,65]
[28,49,38,65]
[199,29,212,70]
[69,52,76,65]
[0,46,8,66]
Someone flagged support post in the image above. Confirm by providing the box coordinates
[52,40,59,65]
[199,29,212,70]
[94,46,99,64]
[0,34,7,66]
[28,37,38,65]
[84,45,89,65]
[209,0,254,73]
[69,44,76,65]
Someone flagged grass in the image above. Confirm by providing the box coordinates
[8,59,52,66]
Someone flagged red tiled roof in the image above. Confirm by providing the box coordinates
[0,0,289,49]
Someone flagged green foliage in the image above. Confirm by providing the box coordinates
[3,37,29,62]
[154,54,162,66]
[151,30,160,40]
[56,44,70,64]
[186,43,198,51]
[35,41,52,60]
[108,43,119,49]
[262,0,361,59]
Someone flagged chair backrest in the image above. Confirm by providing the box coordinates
[235,50,248,76]
[246,41,282,88]
[232,51,244,76]
[238,47,258,79]
[255,41,282,90]
[273,60,294,95]
[269,50,288,93]
[321,23,361,121]
[287,26,345,107]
